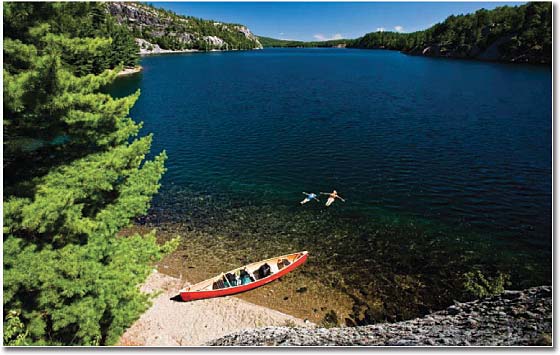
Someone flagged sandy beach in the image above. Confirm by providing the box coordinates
[117,271,312,346]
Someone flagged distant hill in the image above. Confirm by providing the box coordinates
[105,2,551,64]
[260,2,550,64]
[258,36,348,48]
[348,2,551,64]
[107,2,262,53]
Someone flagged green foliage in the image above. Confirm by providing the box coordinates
[463,270,511,299]
[4,2,138,76]
[259,2,551,63]
[4,2,172,346]
[348,2,551,64]
[4,310,29,346]
[258,36,348,48]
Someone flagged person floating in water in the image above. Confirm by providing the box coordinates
[300,192,320,205]
[320,190,345,207]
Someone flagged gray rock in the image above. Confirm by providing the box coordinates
[207,286,552,346]
[466,319,478,328]
[107,2,262,54]
[446,305,460,315]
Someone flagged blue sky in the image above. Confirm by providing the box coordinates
[152,2,526,41]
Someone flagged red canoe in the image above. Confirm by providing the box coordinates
[179,251,308,301]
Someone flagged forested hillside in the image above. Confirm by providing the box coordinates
[348,2,551,64]
[108,2,262,52]
[4,2,177,345]
[258,36,348,48]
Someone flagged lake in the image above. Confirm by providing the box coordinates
[108,48,552,323]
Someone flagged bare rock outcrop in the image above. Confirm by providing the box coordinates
[107,2,262,54]
[208,286,552,346]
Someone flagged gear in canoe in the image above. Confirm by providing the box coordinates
[179,251,308,301]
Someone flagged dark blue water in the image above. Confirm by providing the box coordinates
[109,48,551,249]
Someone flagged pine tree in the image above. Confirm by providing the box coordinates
[4,3,176,345]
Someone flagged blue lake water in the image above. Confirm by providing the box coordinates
[108,48,552,319]
[110,48,551,249]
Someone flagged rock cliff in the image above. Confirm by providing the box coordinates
[107,2,262,54]
[208,286,552,346]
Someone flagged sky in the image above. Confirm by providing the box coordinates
[153,2,527,41]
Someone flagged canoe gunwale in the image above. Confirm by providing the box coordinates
[179,251,308,301]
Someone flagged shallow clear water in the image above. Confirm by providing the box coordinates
[109,48,552,247]
[108,48,552,321]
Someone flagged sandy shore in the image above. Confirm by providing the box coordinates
[116,66,142,76]
[117,271,312,346]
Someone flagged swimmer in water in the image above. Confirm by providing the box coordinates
[320,190,345,207]
[300,192,320,205]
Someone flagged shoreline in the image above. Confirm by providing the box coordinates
[139,47,263,56]
[118,271,312,346]
[116,66,143,76]
[209,286,552,346]
[124,182,550,329]
[140,49,199,56]
[117,203,551,345]
[126,222,358,327]
[261,46,550,65]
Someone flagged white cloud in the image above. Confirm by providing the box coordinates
[313,33,343,41]
[394,25,404,32]
[376,27,385,32]
[279,32,285,36]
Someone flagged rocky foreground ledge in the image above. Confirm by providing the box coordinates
[208,286,552,346]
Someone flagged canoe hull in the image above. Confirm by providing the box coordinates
[180,252,308,302]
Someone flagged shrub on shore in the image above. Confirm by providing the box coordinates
[463,270,511,299]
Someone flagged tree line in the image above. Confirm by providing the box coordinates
[349,2,551,63]
[259,2,551,64]
[258,36,348,48]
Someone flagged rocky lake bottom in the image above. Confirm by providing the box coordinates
[129,186,551,326]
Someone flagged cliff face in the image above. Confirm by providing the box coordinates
[208,286,552,346]
[107,2,262,54]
